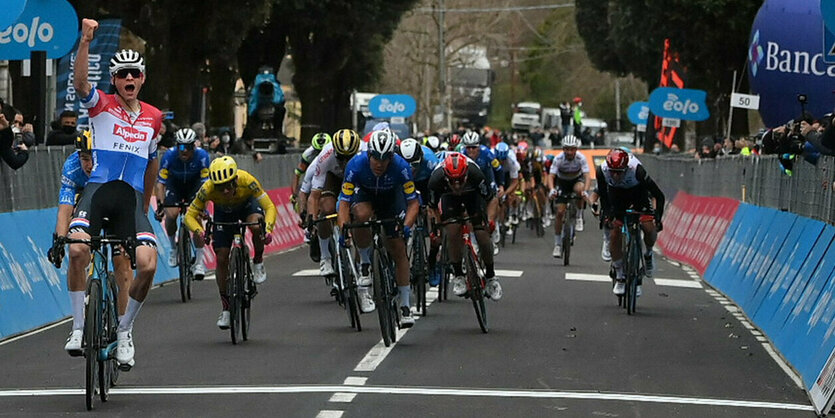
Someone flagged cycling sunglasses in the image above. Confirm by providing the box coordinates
[114,68,142,79]
[177,143,195,152]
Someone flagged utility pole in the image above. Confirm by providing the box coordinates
[615,79,621,131]
[438,0,447,131]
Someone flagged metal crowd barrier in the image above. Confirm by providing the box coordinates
[639,154,835,225]
[0,147,300,213]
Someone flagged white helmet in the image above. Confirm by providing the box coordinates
[561,134,581,148]
[174,128,197,145]
[368,129,396,159]
[109,49,145,76]
[399,138,423,164]
[462,131,480,146]
[424,135,440,150]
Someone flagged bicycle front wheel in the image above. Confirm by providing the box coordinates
[373,248,394,347]
[465,251,488,333]
[411,232,427,317]
[240,252,252,341]
[84,279,102,410]
[228,247,243,344]
[626,232,642,315]
[98,274,118,402]
[177,226,192,303]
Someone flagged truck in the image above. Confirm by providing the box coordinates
[449,46,494,128]
[511,101,541,132]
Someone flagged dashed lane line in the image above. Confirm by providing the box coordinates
[564,273,702,288]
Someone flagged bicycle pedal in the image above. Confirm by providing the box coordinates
[117,362,133,372]
[194,274,205,281]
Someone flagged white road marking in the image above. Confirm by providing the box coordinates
[494,269,524,278]
[316,411,344,418]
[0,318,71,346]
[762,344,804,389]
[724,305,740,313]
[565,273,611,282]
[653,279,702,289]
[329,393,356,402]
[354,328,412,372]
[343,377,367,386]
[757,336,768,342]
[292,269,322,277]
[0,385,813,411]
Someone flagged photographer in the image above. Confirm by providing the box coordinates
[0,103,29,170]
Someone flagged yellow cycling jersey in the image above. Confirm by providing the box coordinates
[185,170,277,234]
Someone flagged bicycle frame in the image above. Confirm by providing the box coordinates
[620,210,648,315]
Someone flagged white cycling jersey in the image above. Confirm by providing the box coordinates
[600,157,641,188]
[549,150,590,180]
[501,151,520,179]
[310,143,348,190]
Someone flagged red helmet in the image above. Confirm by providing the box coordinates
[449,134,461,147]
[516,141,529,161]
[443,152,469,181]
[606,149,629,171]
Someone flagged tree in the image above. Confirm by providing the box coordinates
[575,0,760,136]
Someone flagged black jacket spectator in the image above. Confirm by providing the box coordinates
[0,126,29,169]
[45,110,79,146]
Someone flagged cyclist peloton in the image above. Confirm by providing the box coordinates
[493,142,521,234]
[48,131,133,357]
[596,149,665,296]
[428,152,502,300]
[337,129,420,327]
[306,130,361,280]
[63,18,163,370]
[185,156,277,329]
[546,135,591,257]
[154,128,211,278]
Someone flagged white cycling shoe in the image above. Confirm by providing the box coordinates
[253,262,267,284]
[601,241,612,262]
[576,217,584,231]
[192,261,206,279]
[319,259,335,277]
[64,329,83,357]
[116,330,135,370]
[613,281,626,295]
[552,244,562,258]
[167,249,178,267]
[399,306,415,328]
[217,310,231,329]
[486,278,503,301]
[452,275,467,296]
[359,290,376,313]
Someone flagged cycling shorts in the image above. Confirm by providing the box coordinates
[70,181,157,248]
[352,188,406,238]
[164,180,202,206]
[605,187,655,225]
[439,192,488,230]
[211,197,265,249]
[555,176,584,204]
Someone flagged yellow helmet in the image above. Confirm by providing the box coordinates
[332,129,360,157]
[209,156,238,184]
[75,130,92,153]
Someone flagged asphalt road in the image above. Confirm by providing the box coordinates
[0,215,816,417]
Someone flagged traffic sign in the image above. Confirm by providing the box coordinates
[730,93,760,110]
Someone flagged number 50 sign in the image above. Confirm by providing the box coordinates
[730,92,760,110]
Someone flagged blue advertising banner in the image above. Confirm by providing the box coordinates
[0,0,78,60]
[0,206,178,339]
[748,0,835,126]
[369,94,417,118]
[627,101,649,125]
[648,87,710,121]
[54,19,121,127]
[0,0,27,31]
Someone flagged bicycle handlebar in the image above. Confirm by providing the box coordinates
[61,236,138,269]
[342,218,401,230]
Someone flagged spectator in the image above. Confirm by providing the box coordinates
[669,144,681,153]
[695,139,715,159]
[156,121,175,154]
[529,126,545,147]
[191,122,207,147]
[12,111,36,147]
[559,101,572,139]
[45,110,79,146]
[0,108,29,169]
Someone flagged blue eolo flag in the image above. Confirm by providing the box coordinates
[54,19,122,129]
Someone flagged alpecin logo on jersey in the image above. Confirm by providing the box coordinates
[113,125,148,143]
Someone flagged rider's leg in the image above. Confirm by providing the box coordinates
[112,254,132,316]
[350,202,373,266]
[67,232,91,331]
[164,207,179,249]
[214,247,231,310]
[386,237,411,308]
[609,226,624,279]
[246,213,266,263]
[317,195,336,261]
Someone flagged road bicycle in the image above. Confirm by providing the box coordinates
[615,209,653,315]
[439,216,489,333]
[208,219,262,344]
[316,214,362,331]
[61,233,136,410]
[344,218,401,347]
[558,192,582,266]
[409,205,429,316]
[160,201,197,302]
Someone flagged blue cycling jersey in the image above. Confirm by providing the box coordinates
[339,152,418,203]
[467,145,503,185]
[58,151,89,206]
[413,145,440,182]
[157,147,211,189]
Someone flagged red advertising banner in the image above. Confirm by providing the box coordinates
[155,187,305,271]
[657,191,740,274]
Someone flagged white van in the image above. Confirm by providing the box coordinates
[511,102,541,131]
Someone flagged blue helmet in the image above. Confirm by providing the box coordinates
[495,142,509,160]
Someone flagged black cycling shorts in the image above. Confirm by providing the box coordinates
[70,180,157,248]
[555,175,584,203]
[211,197,265,249]
[439,192,487,229]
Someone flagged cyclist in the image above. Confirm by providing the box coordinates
[48,131,132,357]
[597,149,665,296]
[428,152,502,300]
[291,132,331,218]
[398,138,441,285]
[531,147,549,228]
[460,131,503,251]
[67,19,163,370]
[546,135,591,258]
[185,156,277,329]
[423,135,441,153]
[154,128,211,278]
[493,142,521,234]
[306,129,360,280]
[516,141,533,221]
[337,129,420,327]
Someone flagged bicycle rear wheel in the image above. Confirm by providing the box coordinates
[177,226,192,302]
[228,248,242,344]
[411,232,427,317]
[373,248,394,347]
[465,251,488,333]
[84,279,101,410]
